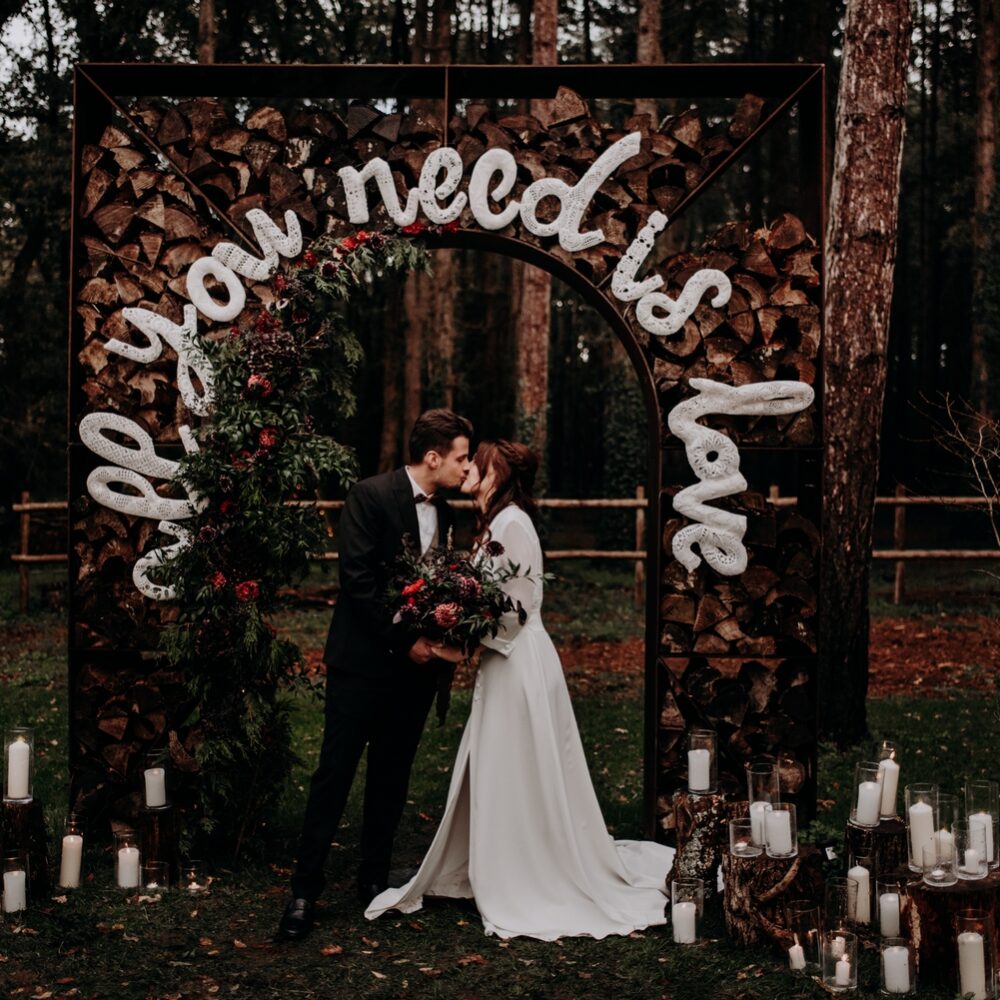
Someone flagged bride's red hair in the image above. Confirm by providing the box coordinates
[472,439,539,542]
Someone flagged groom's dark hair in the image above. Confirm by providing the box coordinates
[409,409,474,463]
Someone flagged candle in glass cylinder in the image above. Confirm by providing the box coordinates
[958,931,987,1000]
[143,767,167,808]
[59,834,83,889]
[968,813,995,864]
[879,757,900,817]
[117,846,140,889]
[879,892,901,937]
[847,864,871,923]
[2,869,27,912]
[883,944,911,993]
[788,940,806,970]
[671,900,697,943]
[935,828,955,862]
[855,780,882,826]
[908,801,935,866]
[687,749,710,793]
[835,955,851,987]
[750,801,771,846]
[830,935,847,959]
[765,808,793,856]
[6,737,29,800]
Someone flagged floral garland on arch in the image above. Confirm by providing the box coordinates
[159,225,434,855]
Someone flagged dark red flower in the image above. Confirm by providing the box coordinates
[258,426,280,449]
[458,575,482,600]
[342,235,359,252]
[228,324,241,341]
[246,373,273,398]
[321,261,337,278]
[401,221,426,235]
[402,579,426,597]
[443,219,461,233]
[292,310,308,325]
[433,602,461,629]
[220,499,239,517]
[274,273,287,293]
[234,580,260,602]
[356,230,370,243]
[302,250,318,268]
[232,449,253,470]
[485,540,505,557]
[209,571,227,591]
[197,524,218,544]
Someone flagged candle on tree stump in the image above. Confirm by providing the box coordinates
[957,931,987,1000]
[58,818,83,890]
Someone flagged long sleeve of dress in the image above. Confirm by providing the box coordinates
[480,513,541,658]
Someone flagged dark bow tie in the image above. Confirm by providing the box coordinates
[414,492,435,504]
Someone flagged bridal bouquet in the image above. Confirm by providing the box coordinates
[385,537,527,653]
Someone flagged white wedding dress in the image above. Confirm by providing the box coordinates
[365,504,675,940]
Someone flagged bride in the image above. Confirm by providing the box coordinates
[365,439,675,940]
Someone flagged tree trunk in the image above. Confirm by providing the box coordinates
[378,286,404,471]
[971,0,998,413]
[820,0,912,743]
[403,268,428,433]
[197,0,216,64]
[635,0,663,121]
[514,0,556,461]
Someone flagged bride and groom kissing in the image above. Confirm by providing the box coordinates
[278,408,674,942]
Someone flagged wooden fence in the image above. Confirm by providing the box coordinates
[10,486,997,612]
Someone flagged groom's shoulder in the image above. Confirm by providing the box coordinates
[350,467,403,499]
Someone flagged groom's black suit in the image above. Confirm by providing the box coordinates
[291,467,454,900]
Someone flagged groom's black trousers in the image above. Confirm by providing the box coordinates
[291,667,437,901]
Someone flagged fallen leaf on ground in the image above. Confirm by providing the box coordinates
[419,967,443,977]
[371,972,387,980]
[233,940,247,949]
[320,944,343,957]
[456,954,487,967]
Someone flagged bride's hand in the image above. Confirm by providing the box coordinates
[431,643,467,664]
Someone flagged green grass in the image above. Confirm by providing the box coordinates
[1,568,998,998]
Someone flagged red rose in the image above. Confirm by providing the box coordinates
[356,230,370,244]
[342,235,358,252]
[247,373,273,398]
[406,597,416,607]
[443,219,461,233]
[258,426,280,449]
[458,576,481,599]
[401,221,425,235]
[232,449,253,470]
[402,579,425,597]
[274,274,287,293]
[302,250,318,268]
[209,571,227,591]
[235,580,260,602]
[220,499,239,517]
[433,602,461,629]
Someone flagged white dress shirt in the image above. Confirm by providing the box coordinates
[404,466,439,555]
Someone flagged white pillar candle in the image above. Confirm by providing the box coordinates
[59,834,83,889]
[847,864,871,923]
[687,749,710,792]
[969,812,995,863]
[6,738,30,799]
[835,955,851,987]
[116,846,140,889]
[879,892,901,937]
[143,767,167,808]
[958,931,987,1000]
[788,942,806,970]
[883,944,911,994]
[2,869,27,912]
[750,801,771,846]
[830,934,847,959]
[879,758,900,816]
[935,828,955,862]
[855,780,882,826]
[964,848,982,875]
[908,801,935,865]
[765,808,793,855]
[671,900,697,943]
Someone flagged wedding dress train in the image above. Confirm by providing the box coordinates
[365,504,675,940]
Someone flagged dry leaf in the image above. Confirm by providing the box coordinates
[419,967,443,977]
[456,954,487,967]
[320,944,344,957]
[233,940,247,949]
[371,972,387,980]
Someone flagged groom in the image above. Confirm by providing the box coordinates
[278,409,473,940]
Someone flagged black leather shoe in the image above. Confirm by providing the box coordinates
[356,881,388,907]
[277,897,315,940]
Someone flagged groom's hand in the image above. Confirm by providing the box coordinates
[408,637,439,664]
[430,643,466,664]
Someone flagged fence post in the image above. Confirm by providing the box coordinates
[634,485,646,609]
[893,484,906,605]
[769,483,780,505]
[18,490,30,614]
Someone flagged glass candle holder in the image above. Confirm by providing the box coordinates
[956,910,994,1000]
[58,815,84,890]
[670,877,704,944]
[881,936,916,994]
[905,783,938,873]
[965,780,999,871]
[823,929,858,992]
[142,860,169,892]
[955,820,990,881]
[747,758,779,846]
[143,750,169,809]
[786,899,822,973]
[851,760,885,828]
[729,818,762,858]
[922,839,957,887]
[846,854,873,925]
[2,852,28,915]
[825,876,860,933]
[181,859,209,894]
[765,802,797,859]
[114,831,141,891]
[875,875,909,938]
[686,729,716,795]
[877,741,901,818]
[935,792,959,863]
[3,728,33,802]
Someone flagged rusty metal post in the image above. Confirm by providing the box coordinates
[634,485,646,609]
[18,491,30,614]
[893,484,906,605]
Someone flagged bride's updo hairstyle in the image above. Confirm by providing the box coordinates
[472,439,539,542]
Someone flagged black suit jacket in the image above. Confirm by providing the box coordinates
[323,467,455,682]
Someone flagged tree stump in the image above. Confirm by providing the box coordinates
[721,844,825,949]
[843,817,907,875]
[905,869,1000,986]
[139,804,178,885]
[0,798,51,898]
[670,790,742,898]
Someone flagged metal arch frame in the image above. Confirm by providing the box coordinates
[68,62,826,838]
